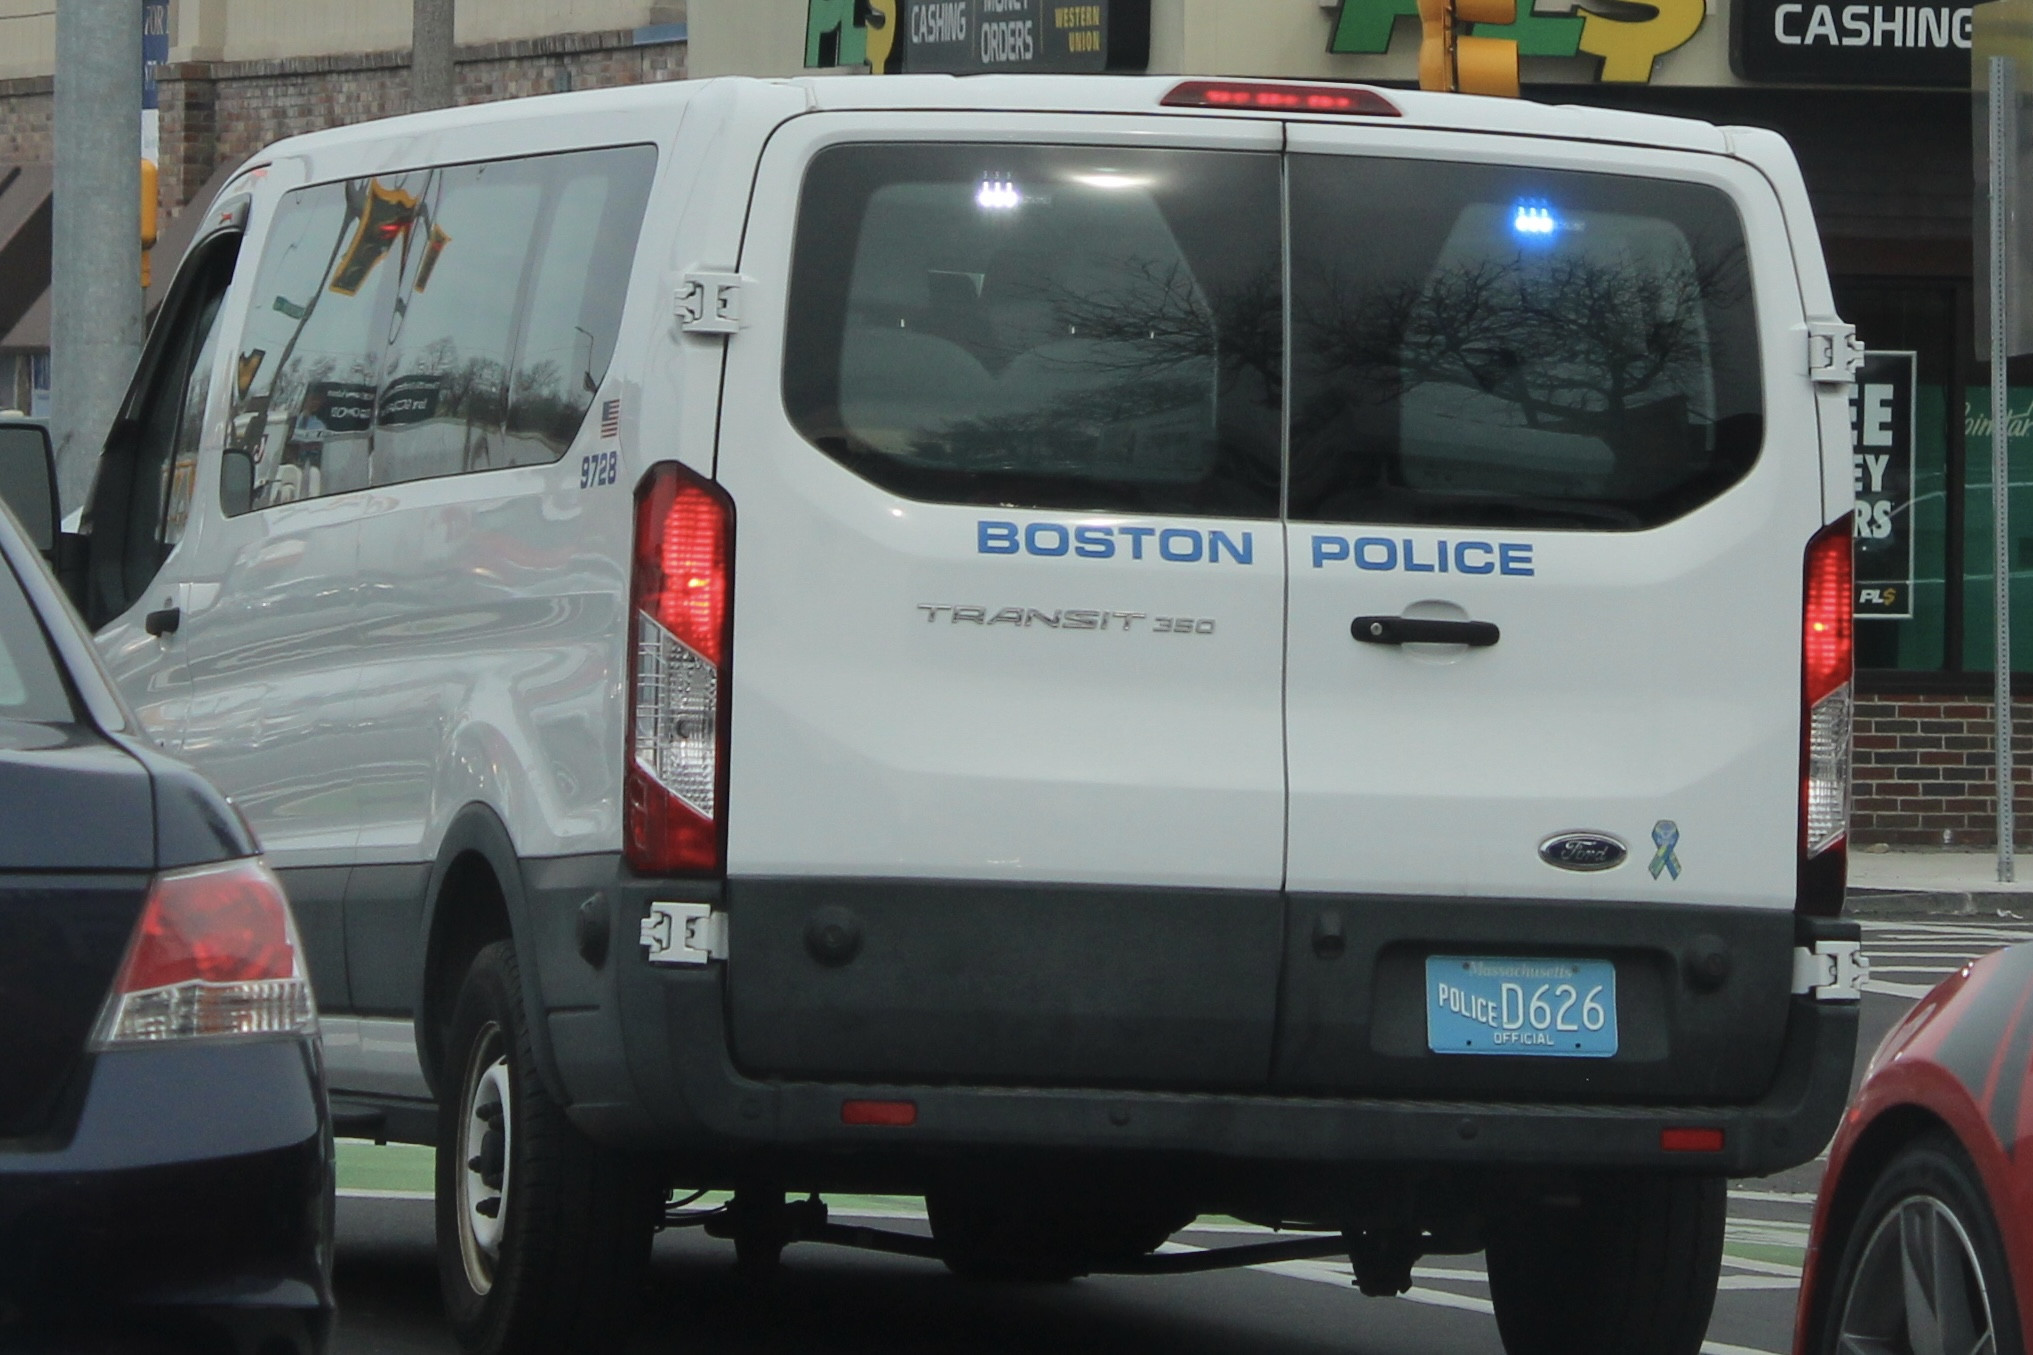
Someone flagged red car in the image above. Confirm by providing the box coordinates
[1795,941,2033,1355]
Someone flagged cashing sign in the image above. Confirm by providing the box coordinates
[1327,0,1702,81]
[807,0,1149,73]
[1730,0,1971,84]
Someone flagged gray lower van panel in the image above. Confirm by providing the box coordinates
[724,878,1286,1090]
[1272,894,1798,1103]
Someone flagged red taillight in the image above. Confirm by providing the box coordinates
[842,1099,917,1127]
[1660,1127,1725,1153]
[1161,80,1402,117]
[626,462,734,876]
[1803,519,1853,709]
[1800,519,1853,912]
[91,858,315,1047]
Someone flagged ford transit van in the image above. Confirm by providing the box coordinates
[78,75,1863,1355]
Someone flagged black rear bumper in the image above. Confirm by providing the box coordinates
[0,1040,333,1352]
[519,859,1859,1179]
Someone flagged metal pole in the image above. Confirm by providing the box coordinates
[51,0,142,516]
[1993,55,2018,881]
[412,0,455,112]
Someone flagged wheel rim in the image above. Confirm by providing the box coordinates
[1837,1192,1998,1355]
[455,1021,512,1296]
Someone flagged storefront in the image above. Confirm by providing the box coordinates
[693,0,2002,845]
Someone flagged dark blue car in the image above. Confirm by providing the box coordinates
[0,420,332,1354]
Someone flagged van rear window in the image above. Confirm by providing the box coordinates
[784,144,1285,519]
[1287,156,1763,531]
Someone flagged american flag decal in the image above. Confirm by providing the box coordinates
[600,398,621,439]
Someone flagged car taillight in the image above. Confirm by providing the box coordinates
[626,461,734,876]
[90,858,316,1047]
[1800,518,1852,914]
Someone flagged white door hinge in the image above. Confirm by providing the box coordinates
[1807,320,1865,385]
[676,271,750,335]
[1792,939,1867,1001]
[640,901,728,966]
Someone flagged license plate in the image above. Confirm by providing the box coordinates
[1426,955,1618,1058]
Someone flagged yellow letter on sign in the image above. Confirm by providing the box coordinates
[1577,0,1702,82]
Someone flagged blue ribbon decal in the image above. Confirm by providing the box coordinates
[1650,820,1681,881]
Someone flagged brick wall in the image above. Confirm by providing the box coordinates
[1854,696,2033,846]
[0,75,51,165]
[154,29,687,213]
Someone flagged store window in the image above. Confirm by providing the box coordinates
[1834,282,1957,675]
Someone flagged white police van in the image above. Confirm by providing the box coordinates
[75,73,1864,1355]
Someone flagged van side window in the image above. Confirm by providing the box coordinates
[784,144,1284,519]
[502,146,654,466]
[222,146,654,511]
[229,176,414,510]
[1287,157,1763,531]
[370,161,545,486]
[83,234,236,628]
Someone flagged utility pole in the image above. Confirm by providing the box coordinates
[412,0,455,112]
[51,0,143,515]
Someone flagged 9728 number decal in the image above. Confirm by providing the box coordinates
[580,450,619,488]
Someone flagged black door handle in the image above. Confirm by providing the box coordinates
[144,606,180,637]
[1351,615,1499,647]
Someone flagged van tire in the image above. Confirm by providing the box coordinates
[1483,1172,1725,1355]
[435,941,661,1355]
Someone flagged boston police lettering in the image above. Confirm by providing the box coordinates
[978,519,1256,564]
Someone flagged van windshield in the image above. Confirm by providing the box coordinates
[1287,155,1762,530]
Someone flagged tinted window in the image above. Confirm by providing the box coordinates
[231,176,411,509]
[83,236,236,628]
[225,147,654,512]
[502,147,653,466]
[785,144,1284,518]
[372,161,545,486]
[1288,157,1762,531]
[0,558,74,723]
[0,426,52,549]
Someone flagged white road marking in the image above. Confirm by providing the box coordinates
[1728,1189,1817,1205]
[338,1187,433,1200]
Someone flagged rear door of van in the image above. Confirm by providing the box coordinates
[1274,127,1825,1092]
[713,111,1291,1090]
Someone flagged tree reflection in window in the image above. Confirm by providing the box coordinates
[1289,158,1763,531]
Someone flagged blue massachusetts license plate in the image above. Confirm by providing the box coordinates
[1426,956,1618,1058]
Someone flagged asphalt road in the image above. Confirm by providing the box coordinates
[328,916,2027,1355]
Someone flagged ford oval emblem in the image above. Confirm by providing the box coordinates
[1539,832,1628,872]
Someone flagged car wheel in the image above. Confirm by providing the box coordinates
[1817,1133,2024,1355]
[1483,1171,1724,1355]
[435,940,662,1355]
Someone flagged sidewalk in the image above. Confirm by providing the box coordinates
[1849,848,2033,917]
